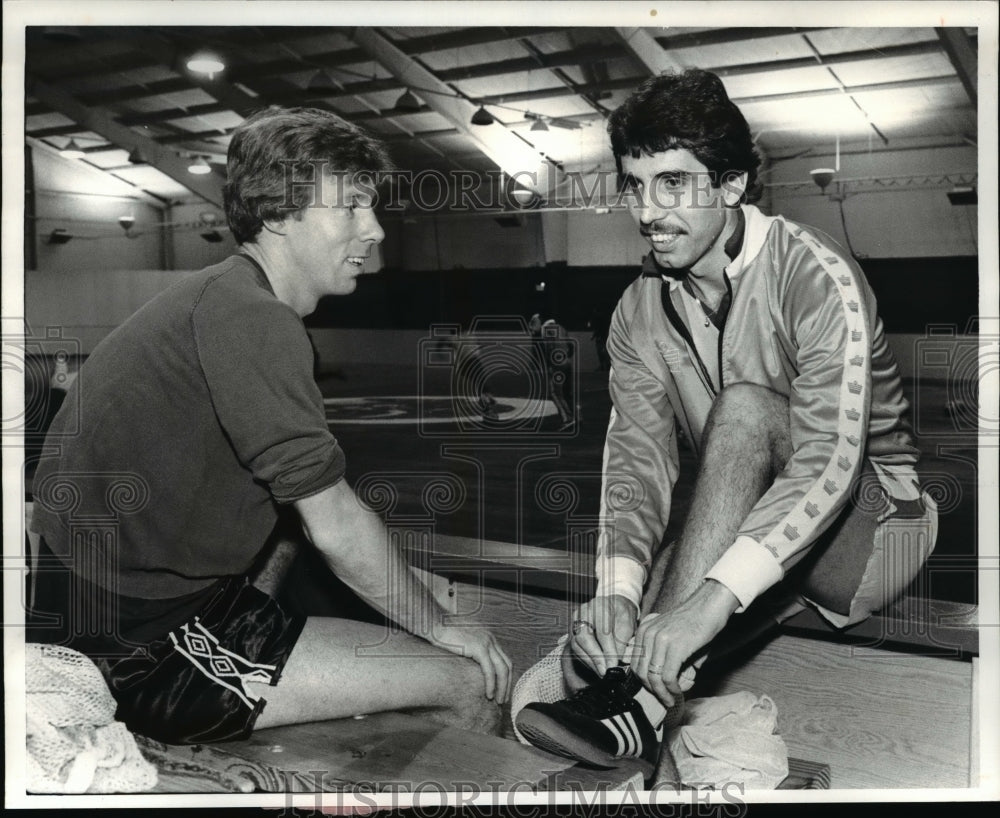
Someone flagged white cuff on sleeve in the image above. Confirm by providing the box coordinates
[594,556,645,609]
[704,536,784,613]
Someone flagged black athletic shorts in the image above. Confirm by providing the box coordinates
[27,540,306,745]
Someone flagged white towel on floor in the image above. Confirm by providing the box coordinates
[668,691,788,790]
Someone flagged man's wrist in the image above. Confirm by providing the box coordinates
[699,578,741,616]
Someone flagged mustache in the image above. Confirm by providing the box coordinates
[640,226,685,237]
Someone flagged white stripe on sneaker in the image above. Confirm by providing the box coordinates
[601,716,627,756]
[615,714,636,756]
[620,711,642,757]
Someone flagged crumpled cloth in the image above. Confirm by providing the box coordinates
[668,691,788,790]
[510,636,570,743]
[26,643,158,793]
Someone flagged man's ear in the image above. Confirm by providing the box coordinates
[261,216,289,236]
[720,171,748,207]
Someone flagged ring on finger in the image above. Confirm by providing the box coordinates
[572,619,595,636]
[648,664,664,673]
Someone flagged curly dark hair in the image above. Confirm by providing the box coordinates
[223,107,394,244]
[608,69,762,204]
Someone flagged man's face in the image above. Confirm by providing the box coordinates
[620,149,743,278]
[281,173,385,299]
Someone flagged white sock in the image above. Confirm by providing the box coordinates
[634,686,668,732]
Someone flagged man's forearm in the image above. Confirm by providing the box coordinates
[297,484,451,641]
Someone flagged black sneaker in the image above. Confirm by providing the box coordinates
[515,666,681,771]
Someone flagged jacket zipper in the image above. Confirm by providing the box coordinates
[658,271,733,398]
[716,272,733,391]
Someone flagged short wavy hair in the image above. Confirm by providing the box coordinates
[608,69,762,204]
[224,107,393,244]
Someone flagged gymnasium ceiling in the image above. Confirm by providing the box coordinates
[23,24,980,207]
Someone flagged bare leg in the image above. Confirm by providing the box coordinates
[649,384,792,614]
[644,385,791,787]
[249,616,501,734]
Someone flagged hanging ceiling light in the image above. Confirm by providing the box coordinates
[60,139,85,159]
[471,106,495,126]
[307,69,336,93]
[186,51,225,79]
[187,156,212,175]
[524,112,549,132]
[810,168,836,192]
[394,88,422,112]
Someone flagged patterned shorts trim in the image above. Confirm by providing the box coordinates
[100,577,305,744]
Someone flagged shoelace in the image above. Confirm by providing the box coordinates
[562,668,639,718]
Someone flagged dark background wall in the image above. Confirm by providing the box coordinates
[305,256,980,334]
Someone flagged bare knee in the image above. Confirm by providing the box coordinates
[442,657,502,734]
[704,383,791,470]
[711,383,787,424]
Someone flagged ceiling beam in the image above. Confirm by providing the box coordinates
[712,40,949,78]
[615,27,687,75]
[348,28,554,193]
[935,27,977,105]
[437,43,629,82]
[473,76,643,106]
[88,43,633,129]
[733,74,960,105]
[26,75,224,206]
[653,27,830,50]
[28,70,968,151]
[25,26,566,92]
[26,34,964,122]
[25,137,166,208]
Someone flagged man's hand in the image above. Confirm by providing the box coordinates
[430,624,513,704]
[569,594,639,677]
[629,580,739,706]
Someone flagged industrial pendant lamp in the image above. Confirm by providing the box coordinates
[186,51,225,79]
[394,88,422,112]
[187,156,212,175]
[60,139,85,159]
[307,69,336,93]
[471,106,495,126]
